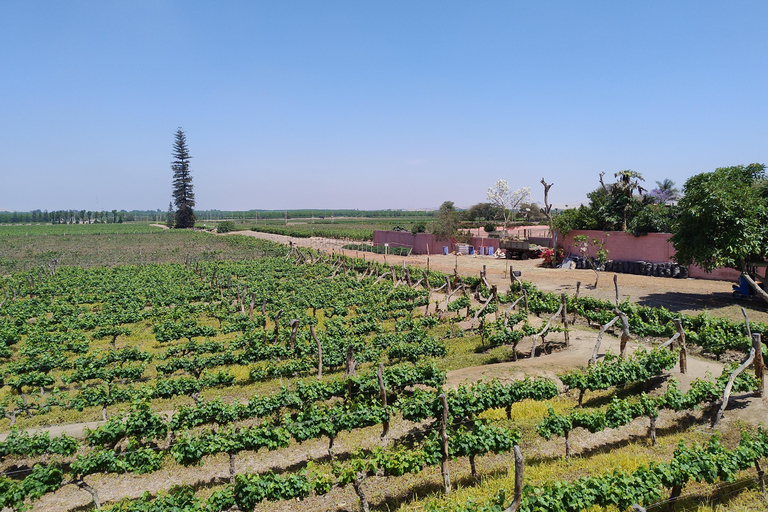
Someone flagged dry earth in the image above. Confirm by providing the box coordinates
[14,230,768,511]
[233,230,768,324]
[27,316,767,511]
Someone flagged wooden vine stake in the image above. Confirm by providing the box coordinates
[675,319,687,374]
[310,325,322,379]
[743,308,764,397]
[532,301,564,357]
[712,337,756,429]
[378,362,389,439]
[504,445,524,512]
[560,293,569,347]
[345,344,357,398]
[272,309,283,341]
[571,281,581,325]
[590,315,620,365]
[438,393,451,496]
[753,333,765,397]
[615,308,630,358]
[288,319,299,352]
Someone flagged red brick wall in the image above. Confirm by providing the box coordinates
[559,230,740,282]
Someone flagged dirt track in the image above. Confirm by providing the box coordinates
[233,230,768,324]
[18,230,768,511]
[27,310,768,511]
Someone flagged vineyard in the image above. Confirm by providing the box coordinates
[0,234,766,512]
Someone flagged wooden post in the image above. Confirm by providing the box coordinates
[272,309,283,341]
[438,393,451,496]
[311,325,322,379]
[560,293,569,347]
[378,362,389,439]
[345,344,357,398]
[755,459,766,496]
[353,472,371,512]
[590,316,620,364]
[753,333,764,397]
[504,446,524,512]
[649,415,657,446]
[742,306,753,339]
[674,319,687,374]
[571,281,581,325]
[289,319,299,352]
[615,308,630,358]
[613,274,619,306]
[712,344,755,429]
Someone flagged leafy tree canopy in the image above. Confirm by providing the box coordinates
[552,171,677,236]
[671,163,768,273]
[431,201,459,238]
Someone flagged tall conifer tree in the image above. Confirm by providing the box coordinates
[171,128,196,228]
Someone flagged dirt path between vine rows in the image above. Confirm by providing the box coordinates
[24,319,768,511]
[232,230,768,324]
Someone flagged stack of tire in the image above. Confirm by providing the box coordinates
[573,257,688,278]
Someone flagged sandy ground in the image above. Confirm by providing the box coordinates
[26,317,767,511]
[13,230,768,511]
[233,230,768,324]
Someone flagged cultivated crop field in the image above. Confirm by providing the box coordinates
[0,224,283,274]
[0,228,766,512]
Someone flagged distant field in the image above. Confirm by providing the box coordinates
[243,217,432,240]
[0,222,162,236]
[0,223,285,274]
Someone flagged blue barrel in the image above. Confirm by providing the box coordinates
[738,276,751,295]
[442,246,449,255]
[488,247,494,256]
[469,246,475,255]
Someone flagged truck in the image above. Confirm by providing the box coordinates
[498,238,544,260]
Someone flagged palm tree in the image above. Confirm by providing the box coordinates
[614,170,646,230]
[655,179,680,199]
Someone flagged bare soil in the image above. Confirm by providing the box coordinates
[28,317,767,511]
[18,231,768,511]
[233,230,768,324]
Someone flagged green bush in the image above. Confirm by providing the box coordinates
[217,221,237,233]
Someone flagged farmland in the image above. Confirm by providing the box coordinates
[0,226,766,511]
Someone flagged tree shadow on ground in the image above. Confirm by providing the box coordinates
[636,291,766,314]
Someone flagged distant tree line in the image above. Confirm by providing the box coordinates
[0,209,439,225]
[552,171,680,236]
[0,210,130,224]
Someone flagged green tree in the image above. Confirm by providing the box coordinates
[461,202,501,223]
[431,201,459,238]
[171,128,196,228]
[166,202,174,228]
[671,163,768,301]
[611,170,646,230]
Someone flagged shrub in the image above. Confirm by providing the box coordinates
[217,221,237,233]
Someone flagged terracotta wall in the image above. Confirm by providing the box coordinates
[559,230,740,281]
[372,229,552,256]
[373,231,503,255]
[372,231,453,255]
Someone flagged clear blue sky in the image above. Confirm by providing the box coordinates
[1,1,766,212]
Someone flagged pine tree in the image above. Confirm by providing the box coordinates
[171,128,196,228]
[166,201,174,228]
